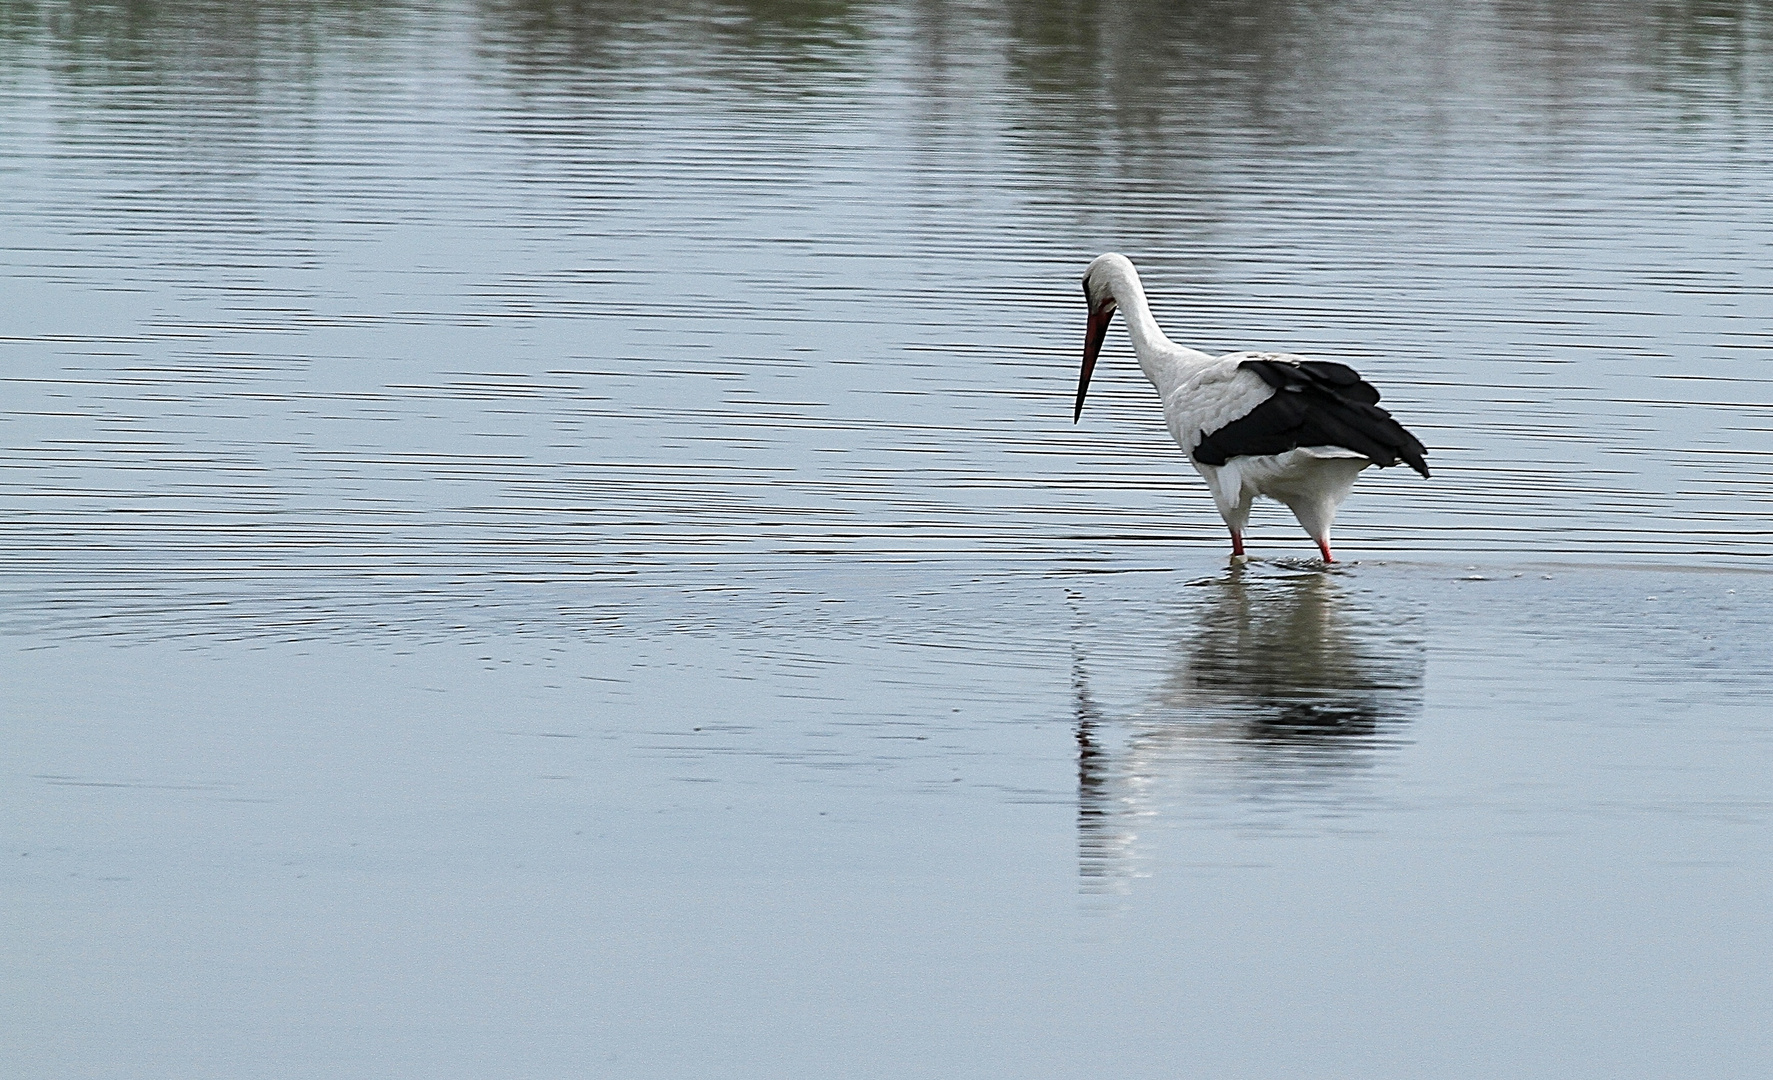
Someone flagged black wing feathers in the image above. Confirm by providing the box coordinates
[1192,359,1430,477]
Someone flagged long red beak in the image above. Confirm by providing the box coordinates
[1074,302,1114,422]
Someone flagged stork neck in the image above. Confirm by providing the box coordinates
[1119,295,1170,366]
[1106,266,1167,358]
[1105,263,1199,396]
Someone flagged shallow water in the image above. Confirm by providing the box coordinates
[5,3,1773,1077]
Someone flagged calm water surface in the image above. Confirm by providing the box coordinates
[5,3,1773,1077]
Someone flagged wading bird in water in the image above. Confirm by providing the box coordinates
[1073,253,1430,562]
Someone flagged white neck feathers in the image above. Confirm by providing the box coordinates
[1088,253,1212,398]
[1096,255,1170,358]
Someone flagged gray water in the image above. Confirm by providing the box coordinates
[4,2,1773,1077]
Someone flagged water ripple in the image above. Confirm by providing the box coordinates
[3,1,1772,643]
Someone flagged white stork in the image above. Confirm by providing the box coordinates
[1073,253,1429,562]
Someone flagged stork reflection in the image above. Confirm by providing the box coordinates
[1075,566,1423,892]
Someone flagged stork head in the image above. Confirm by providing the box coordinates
[1075,253,1130,422]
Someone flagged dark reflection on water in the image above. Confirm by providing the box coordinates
[478,0,868,74]
[1076,567,1423,890]
[1171,570,1421,740]
[0,0,405,81]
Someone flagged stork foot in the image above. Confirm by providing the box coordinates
[1315,537,1336,563]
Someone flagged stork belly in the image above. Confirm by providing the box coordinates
[1197,448,1371,537]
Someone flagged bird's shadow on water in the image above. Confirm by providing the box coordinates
[1072,563,1425,894]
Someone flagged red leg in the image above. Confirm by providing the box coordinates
[1230,529,1245,558]
[1316,536,1335,563]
